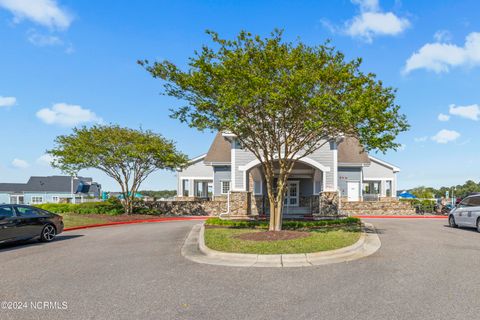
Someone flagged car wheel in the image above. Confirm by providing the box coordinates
[477,219,480,233]
[40,224,56,242]
[449,215,458,228]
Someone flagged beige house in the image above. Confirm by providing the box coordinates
[177,133,400,217]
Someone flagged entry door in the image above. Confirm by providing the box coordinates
[347,182,360,201]
[284,181,299,207]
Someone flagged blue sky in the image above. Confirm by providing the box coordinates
[1,0,480,191]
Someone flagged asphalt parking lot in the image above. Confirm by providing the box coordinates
[1,218,479,320]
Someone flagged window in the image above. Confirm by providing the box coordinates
[469,196,480,207]
[221,181,230,194]
[52,196,60,203]
[31,196,44,204]
[0,206,14,218]
[16,206,42,217]
[182,180,190,197]
[385,181,392,197]
[254,180,261,195]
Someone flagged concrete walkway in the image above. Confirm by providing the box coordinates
[182,223,381,267]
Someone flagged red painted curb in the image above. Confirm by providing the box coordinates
[63,216,209,231]
[354,215,447,219]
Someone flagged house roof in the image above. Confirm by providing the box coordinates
[0,176,100,194]
[0,183,27,193]
[204,132,231,165]
[369,156,400,172]
[337,137,371,166]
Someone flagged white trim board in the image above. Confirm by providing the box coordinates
[368,156,400,172]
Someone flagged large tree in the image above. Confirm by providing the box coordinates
[140,30,409,231]
[48,125,187,214]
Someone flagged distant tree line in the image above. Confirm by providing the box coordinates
[409,180,480,199]
[139,190,177,199]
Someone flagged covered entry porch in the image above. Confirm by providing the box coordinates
[245,160,328,218]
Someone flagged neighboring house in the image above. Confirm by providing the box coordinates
[0,176,101,205]
[177,133,400,216]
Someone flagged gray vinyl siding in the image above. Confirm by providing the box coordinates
[338,167,362,197]
[308,141,335,190]
[0,193,9,204]
[232,138,335,191]
[177,158,214,179]
[23,192,72,205]
[232,140,256,190]
[213,166,231,195]
[362,160,395,179]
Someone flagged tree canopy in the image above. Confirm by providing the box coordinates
[141,29,409,230]
[48,125,187,214]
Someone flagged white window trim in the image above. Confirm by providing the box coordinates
[220,180,231,195]
[31,196,44,204]
[52,196,60,203]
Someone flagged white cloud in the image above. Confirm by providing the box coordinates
[352,0,379,12]
[27,29,62,46]
[434,30,452,43]
[12,158,29,169]
[438,113,450,121]
[431,129,460,144]
[414,136,428,142]
[0,96,16,107]
[449,104,480,121]
[404,32,480,74]
[36,103,103,127]
[36,154,54,166]
[0,0,72,30]
[344,0,410,42]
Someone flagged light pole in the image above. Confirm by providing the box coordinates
[71,175,77,204]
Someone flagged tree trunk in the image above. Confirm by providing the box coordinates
[123,197,133,215]
[268,193,285,231]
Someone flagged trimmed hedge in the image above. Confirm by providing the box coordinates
[205,217,360,230]
[35,198,124,215]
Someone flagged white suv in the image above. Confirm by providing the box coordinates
[449,195,480,232]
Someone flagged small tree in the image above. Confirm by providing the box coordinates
[141,30,409,230]
[48,125,187,214]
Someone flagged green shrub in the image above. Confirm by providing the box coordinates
[205,217,360,230]
[36,200,124,215]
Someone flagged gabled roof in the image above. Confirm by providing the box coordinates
[369,156,400,172]
[337,137,371,166]
[204,132,231,165]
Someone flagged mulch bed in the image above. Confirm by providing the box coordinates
[234,230,310,242]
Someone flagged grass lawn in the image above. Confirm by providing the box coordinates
[62,214,110,228]
[204,226,361,254]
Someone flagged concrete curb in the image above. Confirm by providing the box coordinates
[182,223,381,268]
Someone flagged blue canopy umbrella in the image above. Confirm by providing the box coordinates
[399,192,416,199]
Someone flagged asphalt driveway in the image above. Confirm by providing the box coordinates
[1,218,480,320]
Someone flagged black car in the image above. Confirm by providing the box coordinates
[0,204,64,244]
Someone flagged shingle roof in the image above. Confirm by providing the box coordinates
[204,132,231,164]
[0,176,99,194]
[337,137,371,165]
[0,183,27,193]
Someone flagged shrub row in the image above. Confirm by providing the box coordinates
[205,217,360,230]
[35,198,124,215]
[400,199,436,213]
